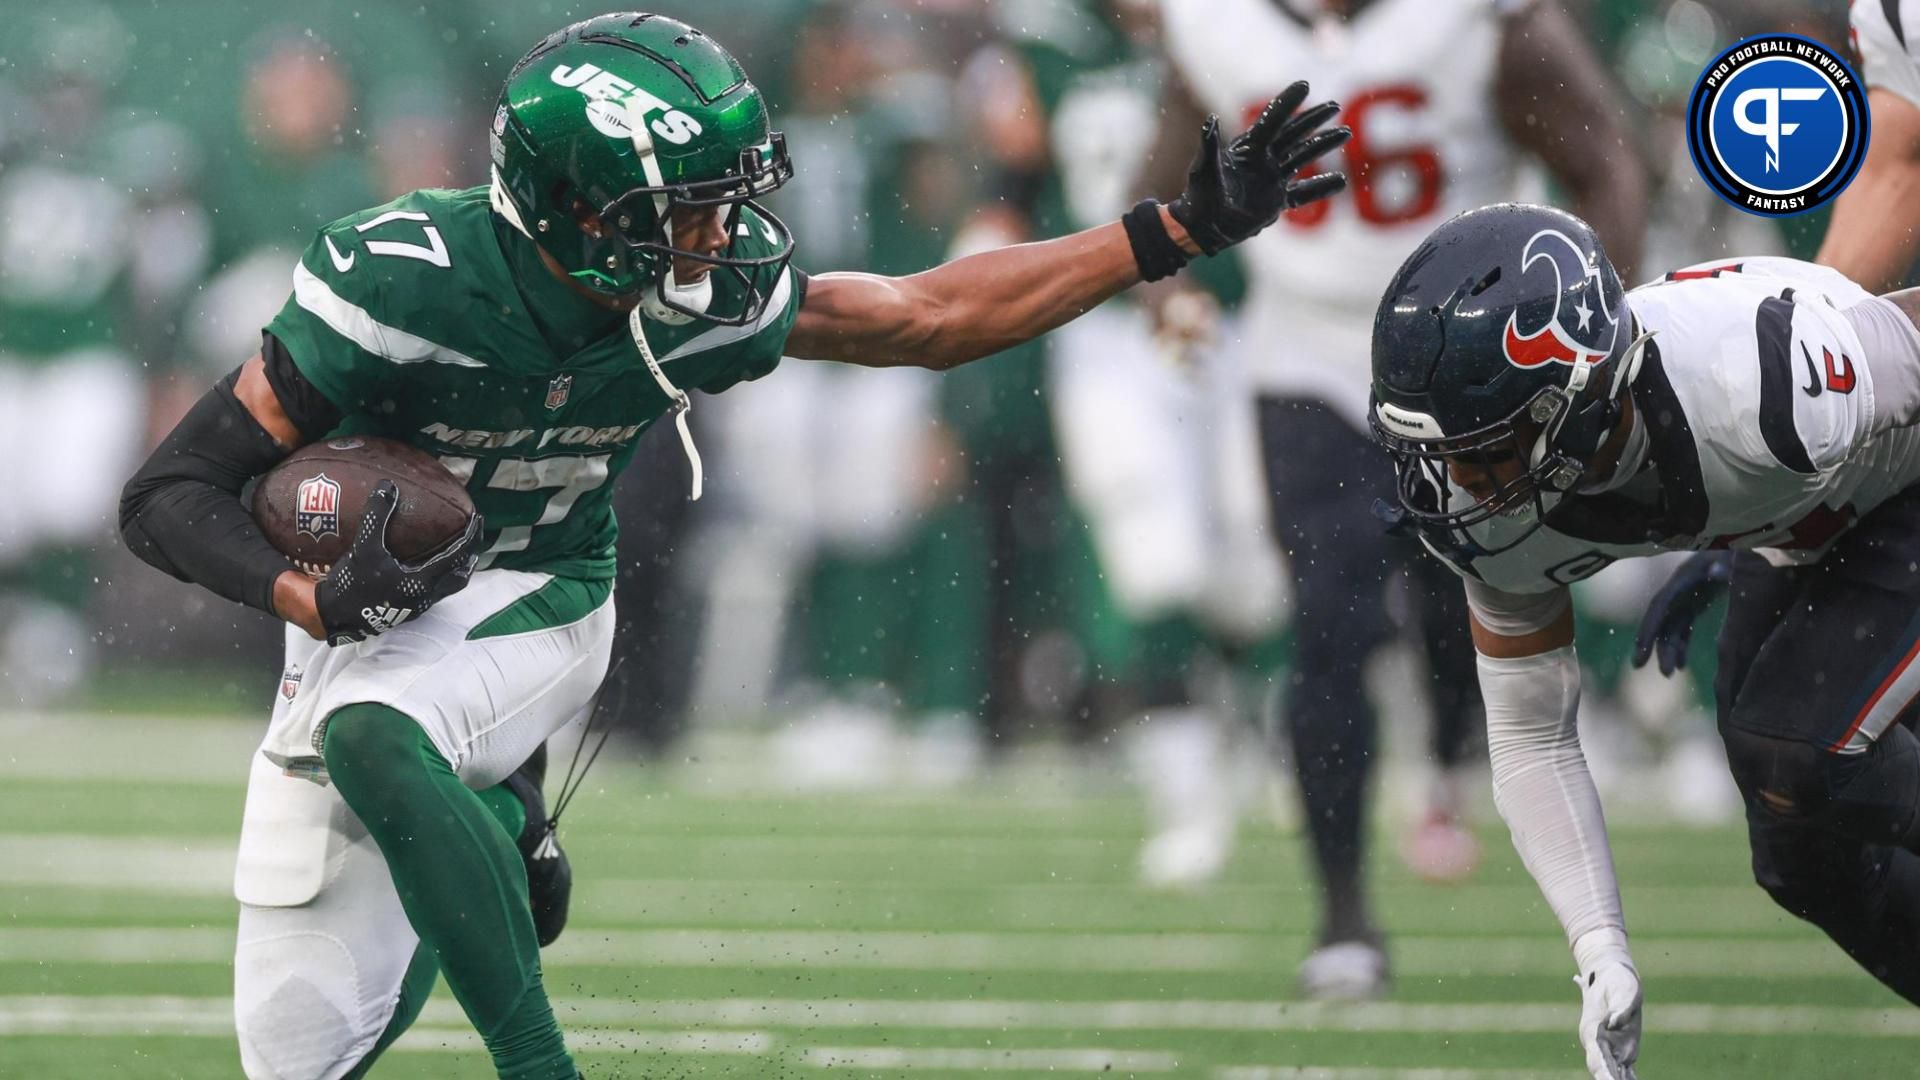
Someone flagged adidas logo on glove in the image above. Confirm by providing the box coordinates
[360,604,416,635]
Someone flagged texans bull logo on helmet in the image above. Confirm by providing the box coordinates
[1501,229,1622,370]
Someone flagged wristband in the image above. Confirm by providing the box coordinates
[1122,199,1191,282]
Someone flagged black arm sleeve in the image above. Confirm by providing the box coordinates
[118,365,301,615]
[261,330,345,436]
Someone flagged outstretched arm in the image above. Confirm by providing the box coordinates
[1470,580,1640,1080]
[1474,591,1624,943]
[785,210,1186,369]
[786,83,1348,370]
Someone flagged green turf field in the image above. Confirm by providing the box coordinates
[2,713,1913,1079]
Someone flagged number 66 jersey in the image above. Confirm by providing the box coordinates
[267,185,800,580]
[1159,0,1532,428]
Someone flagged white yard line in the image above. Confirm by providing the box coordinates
[7,995,1920,1040]
[0,836,234,894]
[1213,1060,1574,1068]
[1215,1070,1578,1080]
[799,1046,1182,1071]
[0,925,1865,978]
[0,831,1768,919]
[391,1027,773,1055]
[0,714,260,781]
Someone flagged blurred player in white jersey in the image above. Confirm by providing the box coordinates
[1820,0,1920,290]
[1154,0,1645,998]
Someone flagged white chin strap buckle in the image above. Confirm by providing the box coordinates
[640,270,713,327]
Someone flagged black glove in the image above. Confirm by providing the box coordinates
[1631,550,1733,677]
[316,481,482,647]
[1170,81,1351,255]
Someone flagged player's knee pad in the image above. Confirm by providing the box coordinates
[234,930,386,1080]
[1722,719,1920,847]
[1719,723,1829,818]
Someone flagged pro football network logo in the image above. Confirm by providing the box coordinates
[1686,33,1868,217]
[295,473,342,541]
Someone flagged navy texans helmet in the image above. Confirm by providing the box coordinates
[1369,203,1644,553]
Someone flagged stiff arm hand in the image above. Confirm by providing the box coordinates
[1170,80,1349,254]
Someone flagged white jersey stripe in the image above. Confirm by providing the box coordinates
[291,262,489,369]
[656,266,795,365]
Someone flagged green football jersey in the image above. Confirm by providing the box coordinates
[267,186,799,581]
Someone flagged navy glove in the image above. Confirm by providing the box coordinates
[316,481,482,647]
[1631,551,1733,677]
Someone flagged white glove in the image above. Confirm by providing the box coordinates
[1573,928,1642,1080]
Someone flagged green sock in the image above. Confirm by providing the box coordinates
[478,780,529,840]
[323,704,576,1080]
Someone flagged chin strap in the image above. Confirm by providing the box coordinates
[640,268,714,326]
[1609,328,1654,399]
[489,167,534,239]
[1532,326,1658,490]
[628,305,705,501]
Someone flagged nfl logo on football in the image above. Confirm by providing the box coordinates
[296,473,342,540]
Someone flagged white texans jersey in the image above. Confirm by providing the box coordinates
[1159,0,1533,421]
[1854,0,1920,107]
[1433,258,1920,596]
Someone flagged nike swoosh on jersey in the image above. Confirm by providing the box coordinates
[324,236,355,273]
[1800,344,1823,397]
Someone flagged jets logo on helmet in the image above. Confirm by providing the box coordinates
[488,13,795,325]
[1502,230,1622,370]
[550,62,704,145]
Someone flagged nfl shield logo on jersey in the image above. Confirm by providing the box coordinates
[281,663,304,701]
[295,473,342,541]
[545,374,573,411]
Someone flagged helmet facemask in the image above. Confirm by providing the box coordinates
[597,132,795,326]
[1371,329,1651,556]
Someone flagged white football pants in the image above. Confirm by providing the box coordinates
[231,570,612,1080]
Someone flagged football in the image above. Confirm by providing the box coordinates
[252,436,475,576]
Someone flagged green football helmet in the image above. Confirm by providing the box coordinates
[489,13,794,325]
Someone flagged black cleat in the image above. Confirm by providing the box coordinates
[503,744,572,947]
